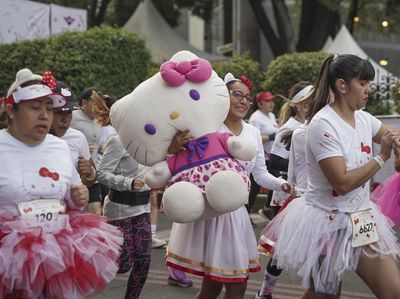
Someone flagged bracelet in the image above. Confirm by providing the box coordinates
[84,166,97,181]
[373,155,385,169]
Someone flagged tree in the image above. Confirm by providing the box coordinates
[31,0,217,29]
[248,0,400,57]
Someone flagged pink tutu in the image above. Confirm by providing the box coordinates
[372,172,400,229]
[0,210,123,299]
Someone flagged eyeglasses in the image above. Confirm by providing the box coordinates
[230,90,254,104]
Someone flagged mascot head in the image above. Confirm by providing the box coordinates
[110,51,229,166]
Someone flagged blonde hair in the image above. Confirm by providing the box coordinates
[277,102,293,126]
[91,91,111,126]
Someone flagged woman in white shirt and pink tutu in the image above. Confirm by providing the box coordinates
[0,68,122,299]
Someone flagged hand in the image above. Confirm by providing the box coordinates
[290,184,299,198]
[167,130,193,154]
[379,130,399,161]
[78,156,93,177]
[281,182,291,194]
[132,178,145,191]
[70,184,89,207]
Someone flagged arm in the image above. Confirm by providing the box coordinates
[395,149,400,172]
[251,131,288,191]
[318,125,398,195]
[167,130,193,154]
[249,113,275,143]
[97,137,137,191]
[374,123,400,172]
[78,157,97,187]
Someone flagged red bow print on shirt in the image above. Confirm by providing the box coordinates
[39,167,59,181]
[361,142,371,154]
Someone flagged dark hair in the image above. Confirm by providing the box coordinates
[225,80,241,90]
[78,87,96,106]
[100,94,116,109]
[307,54,375,121]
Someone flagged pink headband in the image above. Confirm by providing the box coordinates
[160,58,212,86]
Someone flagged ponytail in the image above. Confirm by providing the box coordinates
[278,102,296,126]
[306,55,335,121]
[306,54,375,121]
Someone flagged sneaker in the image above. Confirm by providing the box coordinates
[258,208,273,222]
[167,269,193,287]
[254,291,272,299]
[152,236,167,249]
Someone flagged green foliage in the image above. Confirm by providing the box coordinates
[262,52,329,97]
[212,52,263,92]
[0,27,151,98]
[0,39,48,96]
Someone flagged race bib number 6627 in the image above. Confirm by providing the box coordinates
[350,209,379,248]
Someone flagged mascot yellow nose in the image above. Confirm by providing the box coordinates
[170,111,180,120]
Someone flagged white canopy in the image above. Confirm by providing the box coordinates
[322,25,396,84]
[0,0,86,44]
[123,0,226,63]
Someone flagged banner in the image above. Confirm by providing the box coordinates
[50,4,87,35]
[0,0,50,44]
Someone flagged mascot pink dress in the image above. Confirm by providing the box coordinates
[110,51,260,282]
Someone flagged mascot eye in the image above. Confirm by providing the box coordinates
[144,124,156,135]
[189,89,200,101]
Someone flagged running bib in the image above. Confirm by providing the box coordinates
[350,209,379,248]
[18,199,66,225]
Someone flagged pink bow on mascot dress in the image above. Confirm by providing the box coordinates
[110,51,256,223]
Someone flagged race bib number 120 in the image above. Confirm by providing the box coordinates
[350,209,379,248]
[18,199,66,224]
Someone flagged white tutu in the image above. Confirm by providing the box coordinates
[166,206,260,282]
[259,198,400,294]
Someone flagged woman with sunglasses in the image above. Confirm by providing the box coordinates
[166,73,291,299]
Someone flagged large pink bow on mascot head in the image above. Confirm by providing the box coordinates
[160,59,212,87]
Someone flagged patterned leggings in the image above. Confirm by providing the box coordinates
[111,213,152,299]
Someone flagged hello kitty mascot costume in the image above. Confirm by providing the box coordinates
[110,51,256,223]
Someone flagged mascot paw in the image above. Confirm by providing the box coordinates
[162,182,205,223]
[145,161,172,188]
[205,171,248,213]
[227,136,256,161]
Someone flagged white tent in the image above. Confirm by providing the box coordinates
[0,0,86,44]
[322,25,396,84]
[123,0,226,63]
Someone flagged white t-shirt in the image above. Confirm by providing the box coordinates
[248,110,279,159]
[287,124,308,195]
[61,128,91,169]
[271,117,303,159]
[71,110,102,165]
[305,105,381,213]
[0,130,81,217]
[97,125,118,166]
[220,121,284,191]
